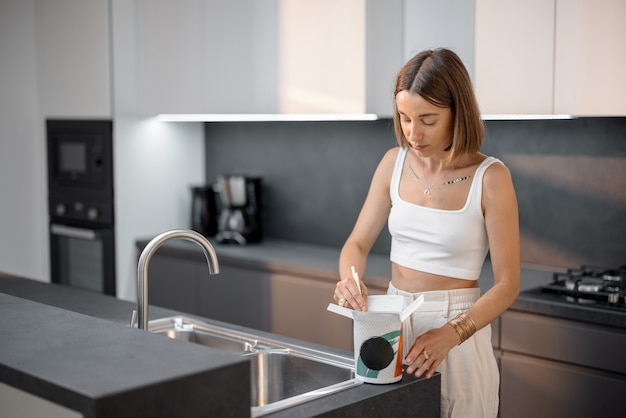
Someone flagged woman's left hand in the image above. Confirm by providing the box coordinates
[404,323,460,379]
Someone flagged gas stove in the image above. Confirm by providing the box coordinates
[538,264,626,312]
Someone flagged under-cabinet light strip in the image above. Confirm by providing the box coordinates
[481,114,574,120]
[157,113,574,122]
[156,113,379,122]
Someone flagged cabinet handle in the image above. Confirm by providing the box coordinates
[50,224,97,240]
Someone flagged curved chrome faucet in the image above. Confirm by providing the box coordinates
[135,229,220,330]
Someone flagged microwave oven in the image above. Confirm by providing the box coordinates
[46,119,113,193]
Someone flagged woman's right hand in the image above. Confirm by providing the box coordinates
[334,277,368,312]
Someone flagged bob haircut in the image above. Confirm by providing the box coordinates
[393,48,484,161]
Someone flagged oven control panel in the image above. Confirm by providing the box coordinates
[49,195,113,225]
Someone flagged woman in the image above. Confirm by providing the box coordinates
[333,48,520,417]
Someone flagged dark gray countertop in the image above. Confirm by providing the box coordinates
[136,238,393,289]
[136,237,550,291]
[512,288,626,329]
[0,274,440,417]
[0,289,249,418]
[137,237,625,330]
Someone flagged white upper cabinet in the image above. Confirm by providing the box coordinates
[36,0,111,118]
[554,0,626,116]
[279,0,366,114]
[128,0,278,115]
[279,0,407,118]
[475,0,626,116]
[279,0,407,117]
[116,0,407,117]
[279,0,475,117]
[365,0,404,117]
[33,0,626,118]
[474,0,555,115]
[403,0,475,82]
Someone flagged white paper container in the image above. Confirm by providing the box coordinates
[327,294,424,384]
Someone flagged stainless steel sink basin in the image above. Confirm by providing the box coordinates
[149,316,262,353]
[244,350,357,413]
[148,316,360,417]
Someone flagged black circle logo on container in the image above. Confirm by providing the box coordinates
[359,336,394,370]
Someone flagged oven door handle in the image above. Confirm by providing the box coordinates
[50,224,97,240]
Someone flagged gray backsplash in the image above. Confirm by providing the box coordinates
[482,117,626,269]
[205,117,626,269]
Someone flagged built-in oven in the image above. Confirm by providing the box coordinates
[46,120,115,296]
[49,223,115,295]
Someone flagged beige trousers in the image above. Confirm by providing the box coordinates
[388,283,499,418]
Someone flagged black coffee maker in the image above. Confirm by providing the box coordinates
[215,175,262,245]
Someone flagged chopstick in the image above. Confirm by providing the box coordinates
[350,266,362,294]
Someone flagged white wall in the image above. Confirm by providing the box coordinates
[113,118,205,301]
[0,0,49,281]
[0,0,206,301]
[111,0,205,301]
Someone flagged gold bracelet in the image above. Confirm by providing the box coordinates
[447,312,477,345]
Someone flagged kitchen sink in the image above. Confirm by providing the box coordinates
[149,316,263,353]
[244,350,356,411]
[148,316,360,417]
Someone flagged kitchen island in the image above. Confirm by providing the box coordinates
[0,273,440,418]
[136,237,626,418]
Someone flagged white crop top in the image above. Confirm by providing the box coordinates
[388,147,500,280]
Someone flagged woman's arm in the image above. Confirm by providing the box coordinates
[335,148,398,311]
[465,160,521,329]
[405,160,520,378]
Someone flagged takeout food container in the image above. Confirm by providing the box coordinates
[327,294,424,384]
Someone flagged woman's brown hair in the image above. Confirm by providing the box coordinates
[393,48,484,160]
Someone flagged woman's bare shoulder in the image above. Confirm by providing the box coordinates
[380,146,401,166]
[367,147,402,190]
[484,157,513,184]
[482,157,516,203]
[374,146,402,175]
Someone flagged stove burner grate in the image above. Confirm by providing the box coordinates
[545,264,626,309]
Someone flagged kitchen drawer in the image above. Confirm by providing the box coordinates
[501,310,626,374]
[491,316,500,349]
[269,272,353,351]
[146,251,270,331]
[148,255,199,313]
[500,351,626,418]
[197,263,270,332]
[268,272,389,351]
